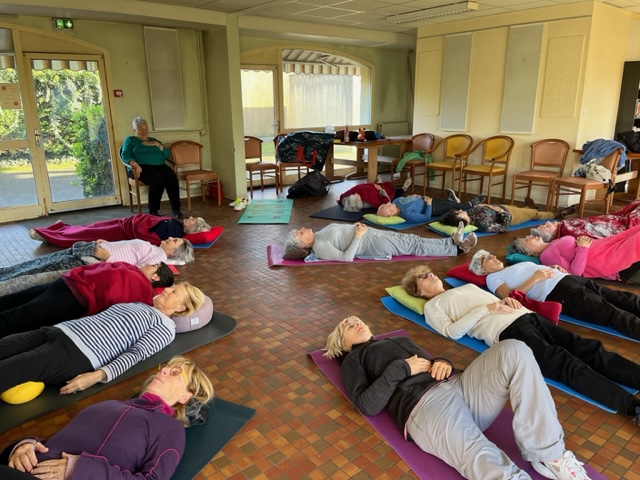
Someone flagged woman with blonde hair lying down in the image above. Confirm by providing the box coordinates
[1,355,214,479]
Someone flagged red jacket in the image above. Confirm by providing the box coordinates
[337,182,396,208]
[62,262,154,315]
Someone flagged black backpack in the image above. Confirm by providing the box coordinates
[286,170,330,198]
[615,131,640,153]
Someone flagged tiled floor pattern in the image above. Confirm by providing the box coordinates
[1,181,640,479]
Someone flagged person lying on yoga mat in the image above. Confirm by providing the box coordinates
[338,177,413,212]
[401,265,640,421]
[285,222,477,262]
[1,354,214,479]
[376,190,484,223]
[324,316,592,480]
[28,214,211,248]
[0,237,193,283]
[439,202,576,233]
[530,199,640,242]
[0,261,174,338]
[0,282,205,396]
[469,250,640,341]
[511,224,640,282]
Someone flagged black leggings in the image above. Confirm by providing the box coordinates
[137,163,181,213]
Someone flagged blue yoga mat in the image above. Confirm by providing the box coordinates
[380,295,637,413]
[427,218,547,237]
[444,277,640,344]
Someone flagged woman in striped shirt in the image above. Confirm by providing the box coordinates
[0,282,205,395]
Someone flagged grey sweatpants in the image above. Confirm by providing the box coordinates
[406,339,565,480]
[362,229,458,257]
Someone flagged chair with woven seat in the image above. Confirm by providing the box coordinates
[245,136,279,198]
[389,133,435,194]
[118,147,146,214]
[424,134,473,192]
[552,147,638,217]
[510,139,570,210]
[458,135,515,204]
[168,140,221,210]
[274,134,311,194]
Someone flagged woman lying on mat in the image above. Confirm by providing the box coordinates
[0,238,193,283]
[0,282,205,396]
[511,224,640,282]
[0,262,174,338]
[285,222,477,262]
[29,214,211,248]
[325,316,591,480]
[531,199,640,242]
[376,191,484,224]
[1,355,214,480]
[470,250,640,340]
[439,202,576,234]
[401,264,640,420]
[338,178,413,212]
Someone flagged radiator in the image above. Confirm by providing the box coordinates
[377,121,410,136]
[377,121,410,160]
[152,130,202,145]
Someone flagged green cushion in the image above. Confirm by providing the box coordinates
[506,253,541,265]
[429,222,478,235]
[385,285,426,315]
[363,213,406,225]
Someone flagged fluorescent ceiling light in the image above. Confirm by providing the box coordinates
[387,1,479,25]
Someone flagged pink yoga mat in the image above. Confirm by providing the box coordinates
[309,329,606,480]
[267,244,446,267]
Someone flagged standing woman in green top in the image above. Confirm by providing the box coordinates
[121,117,184,219]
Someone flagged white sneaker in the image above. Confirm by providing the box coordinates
[446,188,461,203]
[29,229,45,242]
[451,221,465,245]
[375,175,382,184]
[233,198,250,211]
[392,172,400,180]
[402,177,412,191]
[531,451,591,480]
[229,197,240,207]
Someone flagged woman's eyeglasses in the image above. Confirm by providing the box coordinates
[417,273,432,280]
[158,364,189,384]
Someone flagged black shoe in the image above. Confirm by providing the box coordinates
[553,204,577,219]
[173,210,184,219]
[470,195,486,206]
[150,211,161,216]
[524,197,539,210]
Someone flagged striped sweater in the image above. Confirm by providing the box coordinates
[100,239,168,267]
[57,303,175,382]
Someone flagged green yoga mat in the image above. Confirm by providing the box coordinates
[172,397,255,480]
[237,199,293,224]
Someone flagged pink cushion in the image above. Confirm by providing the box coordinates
[446,261,487,287]
[184,226,224,245]
[173,295,214,333]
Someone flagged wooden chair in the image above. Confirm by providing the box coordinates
[552,147,639,217]
[458,135,515,204]
[425,134,473,192]
[511,139,570,210]
[168,140,221,210]
[118,147,146,214]
[274,134,310,193]
[390,133,435,193]
[245,136,279,198]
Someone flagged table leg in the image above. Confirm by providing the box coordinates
[367,148,378,183]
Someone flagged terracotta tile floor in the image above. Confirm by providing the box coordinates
[1,181,639,479]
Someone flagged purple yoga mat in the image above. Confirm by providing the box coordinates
[309,329,606,480]
[267,244,446,267]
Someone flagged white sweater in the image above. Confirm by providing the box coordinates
[424,284,530,346]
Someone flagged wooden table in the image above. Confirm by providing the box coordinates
[324,135,412,183]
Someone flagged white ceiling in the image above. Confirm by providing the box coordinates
[1,0,640,47]
[116,0,640,33]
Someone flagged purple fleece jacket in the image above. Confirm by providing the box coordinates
[37,394,184,479]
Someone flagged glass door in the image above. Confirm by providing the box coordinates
[22,54,119,213]
[0,28,43,221]
[241,66,279,162]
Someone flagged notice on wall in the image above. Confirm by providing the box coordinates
[0,83,21,109]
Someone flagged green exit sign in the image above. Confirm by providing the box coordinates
[53,18,75,30]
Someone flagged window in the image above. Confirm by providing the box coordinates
[281,49,371,130]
